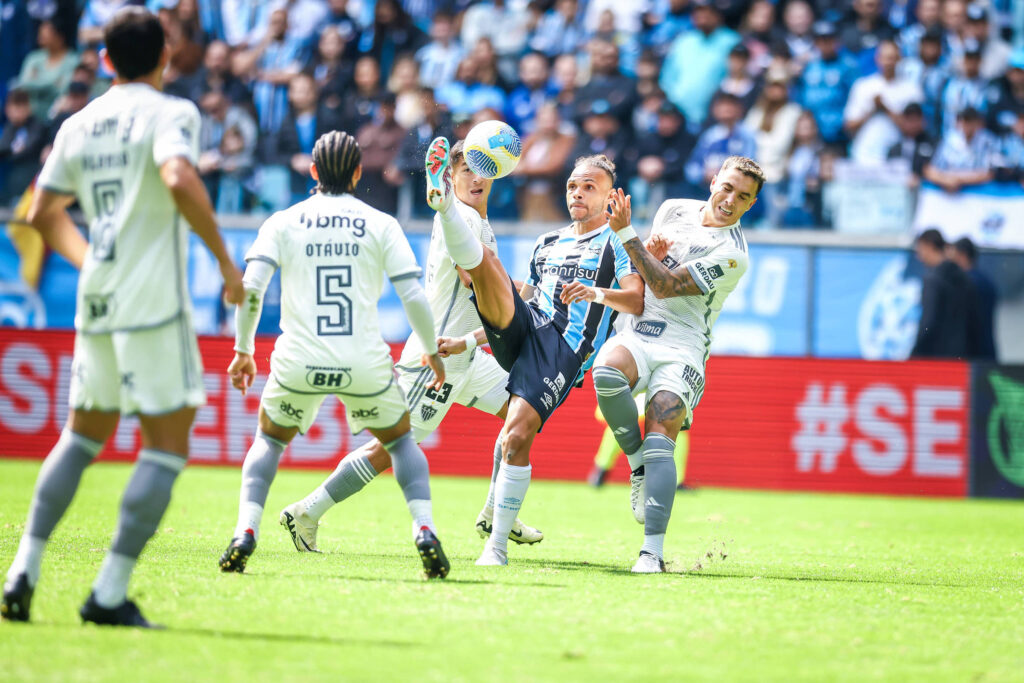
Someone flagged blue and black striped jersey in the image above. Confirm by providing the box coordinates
[525,224,635,370]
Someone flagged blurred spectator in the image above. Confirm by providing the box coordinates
[78,0,136,46]
[590,9,642,77]
[739,0,783,75]
[359,0,427,79]
[886,0,914,31]
[459,0,531,81]
[324,0,362,59]
[660,0,740,128]
[633,89,668,135]
[388,55,423,129]
[183,40,251,107]
[282,0,330,47]
[435,56,506,117]
[159,5,205,91]
[844,40,924,164]
[783,111,824,226]
[628,100,694,214]
[45,80,91,146]
[886,102,936,184]
[415,11,464,90]
[685,91,757,187]
[340,56,384,138]
[911,228,971,359]
[221,0,278,48]
[584,0,650,36]
[898,27,951,136]
[355,95,405,214]
[782,0,816,70]
[840,0,897,72]
[386,87,454,217]
[575,39,636,125]
[275,73,343,203]
[899,0,942,57]
[571,105,630,182]
[643,0,693,58]
[0,89,45,207]
[236,8,306,133]
[923,106,998,191]
[986,48,1024,136]
[942,0,969,54]
[799,21,859,145]
[963,4,1011,80]
[745,68,801,223]
[634,51,663,101]
[551,53,581,123]
[17,20,78,118]
[939,39,988,132]
[506,52,557,135]
[312,26,355,111]
[471,37,514,93]
[530,0,585,59]
[948,236,998,360]
[716,44,759,116]
[516,101,577,221]
[197,90,258,212]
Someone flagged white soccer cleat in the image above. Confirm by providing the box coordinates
[425,136,453,213]
[279,503,320,552]
[475,508,544,545]
[630,467,646,524]
[475,545,508,566]
[631,551,666,574]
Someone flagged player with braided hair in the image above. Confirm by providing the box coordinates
[219,130,452,579]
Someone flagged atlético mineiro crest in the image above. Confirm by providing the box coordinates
[420,404,438,421]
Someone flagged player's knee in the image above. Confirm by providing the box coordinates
[501,426,534,464]
[645,391,688,434]
[593,365,632,397]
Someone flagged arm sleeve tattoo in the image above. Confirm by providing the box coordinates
[620,237,703,298]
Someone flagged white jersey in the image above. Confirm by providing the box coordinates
[626,198,749,367]
[246,192,422,394]
[398,198,497,375]
[36,83,201,333]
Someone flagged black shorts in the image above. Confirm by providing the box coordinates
[471,282,582,428]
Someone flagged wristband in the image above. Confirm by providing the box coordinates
[616,224,638,242]
[593,288,605,304]
[462,332,478,352]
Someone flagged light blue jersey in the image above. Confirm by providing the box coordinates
[525,224,635,370]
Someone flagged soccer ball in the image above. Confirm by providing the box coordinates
[463,120,522,179]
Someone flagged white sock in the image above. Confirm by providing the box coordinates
[641,533,665,559]
[300,486,335,522]
[6,535,46,589]
[92,552,136,608]
[234,501,263,541]
[407,498,435,536]
[626,450,644,472]
[438,204,483,270]
[487,463,531,554]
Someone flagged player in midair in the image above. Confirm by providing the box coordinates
[1,8,244,626]
[274,140,542,554]
[593,156,763,573]
[219,130,452,579]
[426,139,645,566]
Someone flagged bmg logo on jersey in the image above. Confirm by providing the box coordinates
[305,366,352,391]
[350,406,379,419]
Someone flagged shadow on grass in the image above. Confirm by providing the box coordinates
[166,626,417,648]
[684,569,971,589]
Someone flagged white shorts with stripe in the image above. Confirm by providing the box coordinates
[69,312,206,415]
[397,349,509,443]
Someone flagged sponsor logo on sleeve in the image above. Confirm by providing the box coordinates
[708,264,725,279]
[693,262,715,290]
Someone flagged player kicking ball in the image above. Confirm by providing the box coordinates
[275,140,542,554]
[219,131,451,579]
[426,139,645,566]
[2,8,244,626]
[593,156,763,573]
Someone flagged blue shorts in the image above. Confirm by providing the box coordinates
[471,283,582,428]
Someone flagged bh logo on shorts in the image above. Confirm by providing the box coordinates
[280,401,304,419]
[306,367,353,391]
[350,407,379,419]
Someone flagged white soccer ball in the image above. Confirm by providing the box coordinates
[463,120,522,179]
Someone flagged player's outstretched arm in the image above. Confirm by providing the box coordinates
[393,277,445,391]
[560,274,644,314]
[27,189,87,268]
[437,328,488,357]
[606,188,702,299]
[160,157,244,304]
[228,259,276,395]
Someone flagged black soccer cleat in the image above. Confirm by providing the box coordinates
[80,593,160,628]
[1,573,34,622]
[219,531,256,573]
[415,527,450,580]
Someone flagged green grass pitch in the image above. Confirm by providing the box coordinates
[1,458,1022,682]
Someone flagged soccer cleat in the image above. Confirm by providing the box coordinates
[80,593,160,628]
[414,527,450,579]
[219,530,256,573]
[475,545,508,566]
[279,504,320,552]
[475,508,543,545]
[630,465,646,524]
[425,136,453,213]
[588,466,609,488]
[1,573,33,622]
[631,551,666,574]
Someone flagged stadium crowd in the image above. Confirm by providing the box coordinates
[0,0,1022,226]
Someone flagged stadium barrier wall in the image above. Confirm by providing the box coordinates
[3,329,1019,499]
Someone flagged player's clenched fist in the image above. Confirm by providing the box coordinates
[436,336,466,357]
[645,234,673,261]
[421,353,446,390]
[227,352,257,395]
[560,280,597,305]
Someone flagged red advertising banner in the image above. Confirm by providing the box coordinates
[0,330,970,497]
